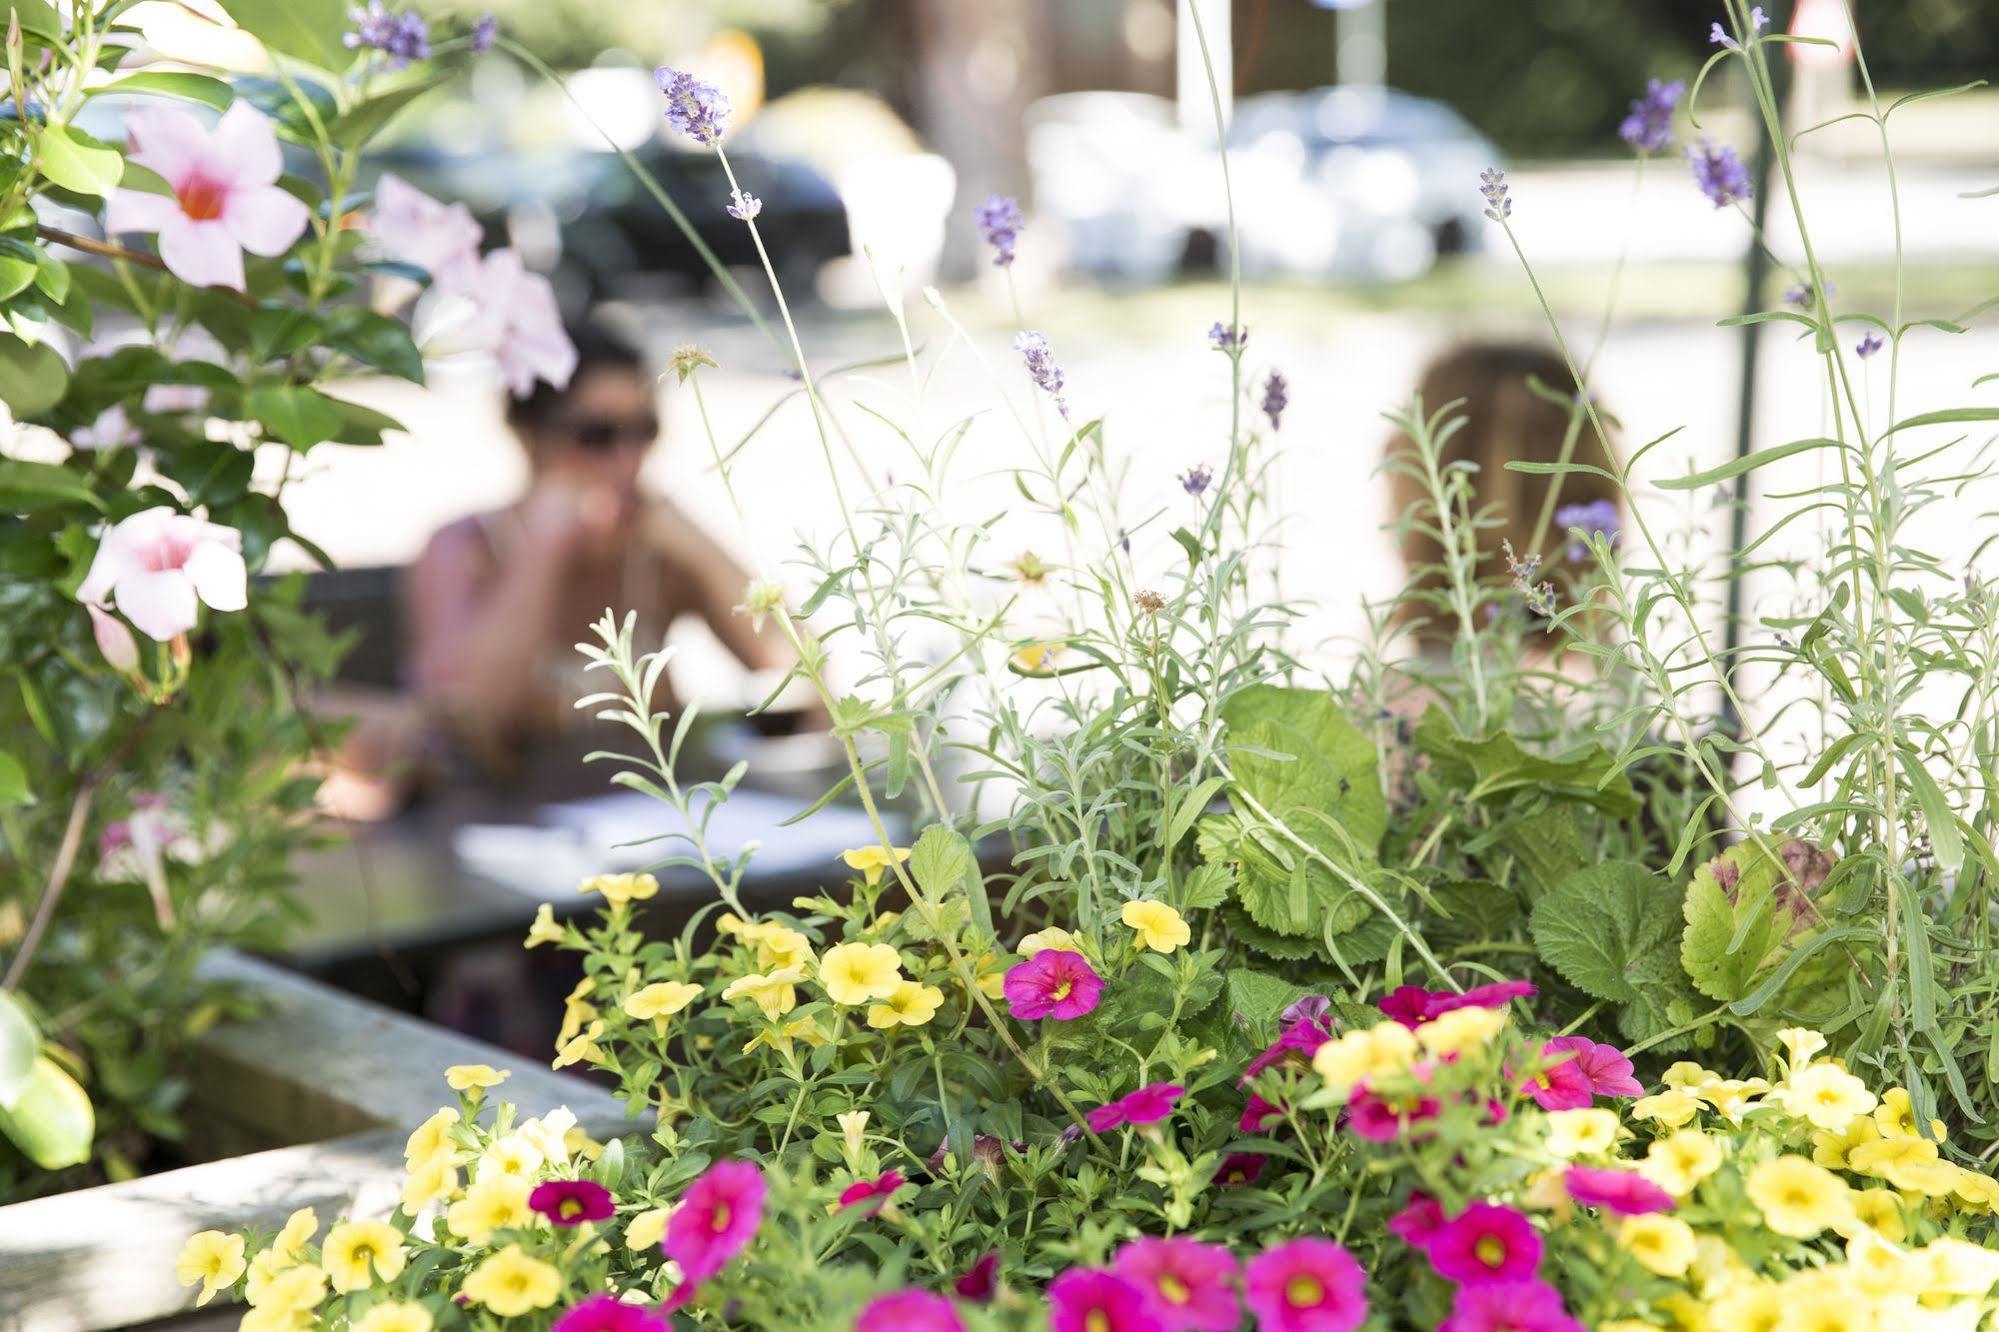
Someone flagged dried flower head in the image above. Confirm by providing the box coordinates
[670,343,718,382]
[1135,589,1167,616]
[736,579,785,631]
[1503,540,1558,619]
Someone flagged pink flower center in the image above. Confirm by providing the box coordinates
[177,171,228,222]
[135,530,197,573]
[1286,1275,1323,1307]
[1475,1235,1508,1268]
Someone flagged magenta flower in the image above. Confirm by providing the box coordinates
[1541,1037,1642,1099]
[1388,1193,1447,1251]
[78,506,246,643]
[837,1169,907,1218]
[954,1250,1000,1302]
[1239,1092,1286,1134]
[1115,1237,1240,1332]
[530,1178,615,1226]
[1048,1268,1165,1332]
[1564,1166,1676,1217]
[370,172,484,290]
[1215,1153,1266,1189]
[1438,1281,1584,1332]
[1243,1238,1368,1332]
[664,1159,766,1285]
[1087,1083,1185,1133]
[104,104,309,292]
[856,1290,964,1332]
[1243,1011,1336,1082]
[1427,1203,1543,1286]
[552,1294,666,1332]
[1380,980,1535,1028]
[1003,950,1103,1021]
[1518,1047,1597,1111]
[1345,1087,1441,1142]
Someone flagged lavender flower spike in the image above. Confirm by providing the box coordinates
[1688,138,1752,208]
[976,196,1024,267]
[1555,498,1622,564]
[1014,330,1070,419]
[1208,322,1247,353]
[1479,167,1511,221]
[1617,79,1684,154]
[1180,463,1214,496]
[727,189,762,222]
[1261,370,1288,432]
[1856,332,1885,359]
[1710,6,1768,51]
[345,3,430,67]
[469,12,499,54]
[656,67,732,147]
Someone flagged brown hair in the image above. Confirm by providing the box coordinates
[1383,342,1621,638]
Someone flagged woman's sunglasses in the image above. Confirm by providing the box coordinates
[563,414,661,452]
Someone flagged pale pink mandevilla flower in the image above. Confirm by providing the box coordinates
[78,506,247,642]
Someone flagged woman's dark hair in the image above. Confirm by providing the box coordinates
[504,317,647,435]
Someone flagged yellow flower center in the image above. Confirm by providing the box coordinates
[1475,1235,1507,1269]
[1287,1275,1323,1307]
[1086,1314,1110,1332]
[561,1200,582,1220]
[1052,981,1073,1001]
[712,1202,732,1232]
[1159,1274,1190,1304]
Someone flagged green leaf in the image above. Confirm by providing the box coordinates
[6,0,63,45]
[1882,407,1999,438]
[1654,438,1842,491]
[907,824,990,941]
[324,306,425,383]
[0,993,36,1107]
[0,332,69,415]
[33,248,70,305]
[0,1056,94,1170]
[1414,706,1639,817]
[0,238,37,301]
[1680,849,1786,1003]
[248,383,344,450]
[220,0,353,69]
[1222,685,1387,853]
[37,124,124,197]
[322,392,404,447]
[0,749,31,807]
[1223,970,1313,1032]
[1179,862,1232,912]
[1530,861,1687,1004]
[1198,812,1369,938]
[0,459,100,510]
[1896,748,1964,875]
[328,75,449,148]
[86,71,236,111]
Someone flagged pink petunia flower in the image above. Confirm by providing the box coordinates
[1518,1054,1596,1112]
[1243,1010,1338,1082]
[552,1294,667,1332]
[664,1159,766,1286]
[1003,949,1104,1021]
[1087,1083,1186,1133]
[529,1178,615,1226]
[78,506,246,642]
[856,1289,964,1332]
[1427,1203,1543,1286]
[1344,1087,1442,1142]
[1381,980,1536,1028]
[1215,1153,1266,1188]
[370,172,484,290]
[953,1250,1000,1302]
[1047,1268,1165,1332]
[104,103,310,291]
[1541,1037,1643,1098]
[837,1169,907,1218]
[1114,1237,1240,1332]
[1563,1166,1676,1216]
[1438,1280,1584,1332]
[1242,1237,1368,1332]
[1388,1193,1447,1251]
[1239,1092,1286,1134]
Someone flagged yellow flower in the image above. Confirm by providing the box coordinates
[1019,927,1083,957]
[1121,900,1191,953]
[1311,1022,1418,1099]
[867,980,945,1030]
[580,872,659,905]
[1631,1088,1702,1128]
[245,1250,299,1307]
[322,1220,405,1293]
[838,1110,871,1159]
[1543,1107,1621,1159]
[272,1207,317,1259]
[249,1263,326,1311]
[552,1019,606,1070]
[1692,1075,1769,1122]
[444,1064,510,1093]
[1707,1283,1786,1332]
[722,967,806,1020]
[447,1173,534,1245]
[476,1132,544,1184]
[819,942,904,1005]
[524,902,564,948]
[839,845,911,887]
[557,977,598,1047]
[518,1108,577,1166]
[1781,1062,1877,1131]
[626,1207,671,1251]
[1812,1114,1882,1169]
[1843,1228,1919,1298]
[1920,1236,1999,1298]
[461,1245,562,1317]
[1778,1027,1829,1067]
[404,1106,459,1164]
[1848,1136,1957,1194]
[1747,1156,1853,1237]
[353,1303,433,1332]
[742,1015,829,1057]
[400,1148,459,1214]
[565,1126,603,1163]
[624,980,705,1022]
[1010,642,1063,672]
[716,913,750,938]
[1414,1006,1507,1059]
[1947,1166,1999,1212]
[1661,1061,1720,1090]
[1844,1188,1908,1243]
[1619,1214,1697,1277]
[965,952,1008,1000]
[747,924,815,972]
[176,1231,246,1306]
[1773,1283,1874,1332]
[1641,1129,1722,1196]
[1873,1088,1945,1143]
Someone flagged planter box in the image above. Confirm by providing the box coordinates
[0,951,632,1332]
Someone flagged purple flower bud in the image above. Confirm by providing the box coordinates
[1261,370,1288,432]
[1478,167,1511,222]
[1208,321,1247,353]
[1555,498,1622,564]
[345,2,430,67]
[1784,279,1834,309]
[655,66,732,147]
[469,12,498,54]
[1856,331,1885,359]
[1180,463,1214,496]
[1711,6,1768,50]
[975,195,1024,268]
[1617,78,1683,154]
[1688,138,1752,208]
[1014,330,1070,419]
[727,188,762,222]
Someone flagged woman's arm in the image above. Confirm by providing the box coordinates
[645,502,790,673]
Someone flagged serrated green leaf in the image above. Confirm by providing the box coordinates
[1223,970,1312,1032]
[1415,706,1639,817]
[1681,848,1786,1003]
[1222,685,1387,853]
[1530,861,1686,1003]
